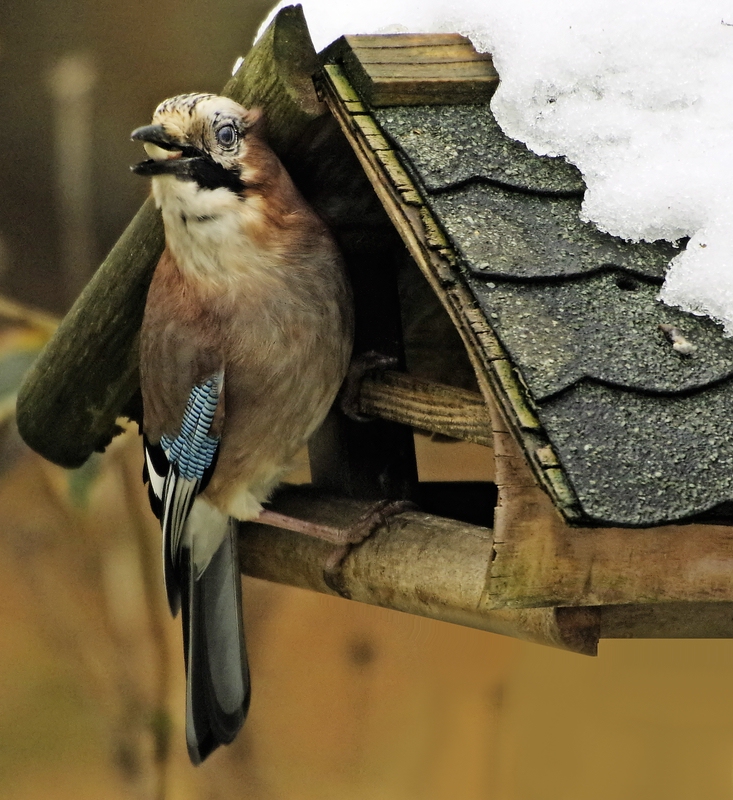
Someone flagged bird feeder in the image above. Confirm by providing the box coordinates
[17,5,733,658]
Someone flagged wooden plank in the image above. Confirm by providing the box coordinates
[598,603,733,639]
[374,150,423,203]
[542,469,581,518]
[358,370,492,446]
[362,82,498,107]
[240,485,598,655]
[324,33,499,107]
[344,33,472,49]
[419,206,450,250]
[363,63,499,79]
[321,63,362,103]
[491,360,541,431]
[360,76,498,107]
[488,396,733,609]
[352,114,391,149]
[535,445,560,469]
[16,7,327,468]
[352,43,494,65]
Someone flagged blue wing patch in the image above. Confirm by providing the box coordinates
[161,376,221,480]
[143,372,224,615]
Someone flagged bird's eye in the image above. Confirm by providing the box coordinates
[216,124,237,148]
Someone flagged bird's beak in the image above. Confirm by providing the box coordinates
[131,124,180,150]
[131,124,191,176]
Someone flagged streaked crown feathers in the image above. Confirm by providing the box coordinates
[150,93,263,166]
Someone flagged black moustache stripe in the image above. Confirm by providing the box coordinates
[188,158,245,193]
[132,156,245,194]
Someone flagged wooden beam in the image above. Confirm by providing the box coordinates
[16,6,326,468]
[341,33,478,48]
[307,241,420,502]
[358,370,492,446]
[239,485,599,656]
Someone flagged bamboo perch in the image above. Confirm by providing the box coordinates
[240,485,599,655]
[16,5,325,468]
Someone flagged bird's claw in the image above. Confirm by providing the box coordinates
[323,499,415,597]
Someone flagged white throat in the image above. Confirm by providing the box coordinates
[153,176,248,284]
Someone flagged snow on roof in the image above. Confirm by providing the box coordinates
[259,0,733,331]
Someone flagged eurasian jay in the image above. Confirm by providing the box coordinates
[131,93,354,763]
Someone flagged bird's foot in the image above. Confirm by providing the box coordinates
[255,508,375,545]
[339,351,398,422]
[256,499,414,597]
[321,499,414,596]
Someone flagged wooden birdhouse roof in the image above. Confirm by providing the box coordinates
[318,33,733,530]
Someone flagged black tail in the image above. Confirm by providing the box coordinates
[181,523,250,764]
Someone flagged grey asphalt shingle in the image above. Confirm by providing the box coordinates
[374,103,732,527]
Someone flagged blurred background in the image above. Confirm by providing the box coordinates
[3,1,733,799]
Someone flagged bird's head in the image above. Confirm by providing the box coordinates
[131,93,264,193]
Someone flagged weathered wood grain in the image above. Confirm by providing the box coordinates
[240,485,599,655]
[362,63,498,79]
[16,6,326,468]
[598,603,733,639]
[325,33,499,107]
[352,74,500,108]
[358,370,492,446]
[344,33,475,49]
[353,44,494,65]
[488,395,733,609]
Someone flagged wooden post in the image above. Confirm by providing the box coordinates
[296,118,421,501]
[308,240,420,501]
